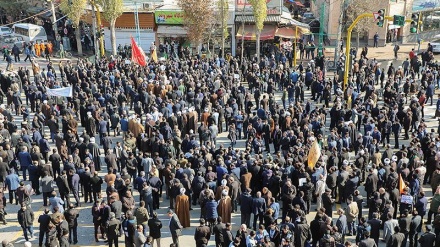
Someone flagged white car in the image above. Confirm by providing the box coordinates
[430,39,440,53]
[0,27,11,36]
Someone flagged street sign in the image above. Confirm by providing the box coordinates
[394,15,405,26]
[373,12,380,21]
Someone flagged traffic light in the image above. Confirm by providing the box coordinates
[377,9,385,27]
[410,13,419,33]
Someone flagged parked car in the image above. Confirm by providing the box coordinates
[0,27,11,36]
[430,39,440,53]
[302,12,315,23]
[0,35,25,50]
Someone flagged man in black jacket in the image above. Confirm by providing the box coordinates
[107,212,120,247]
[18,204,34,241]
[56,170,71,206]
[38,208,51,247]
[90,171,103,202]
[252,191,266,230]
[194,218,211,247]
[367,212,382,246]
[63,204,79,244]
[213,217,226,247]
[240,188,253,227]
[418,225,436,247]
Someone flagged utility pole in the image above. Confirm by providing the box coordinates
[49,0,58,38]
[240,0,246,65]
[334,0,346,65]
[221,0,225,58]
[134,2,141,47]
[317,2,325,57]
[89,0,105,57]
[91,2,100,58]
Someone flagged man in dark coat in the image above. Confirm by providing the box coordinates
[365,168,378,207]
[69,169,80,206]
[86,112,96,137]
[367,212,382,246]
[107,212,120,247]
[168,209,183,247]
[56,170,71,205]
[194,218,211,247]
[17,204,34,241]
[213,217,226,247]
[252,191,266,230]
[63,203,79,244]
[358,231,377,247]
[48,149,62,180]
[38,208,51,247]
[294,216,311,247]
[418,225,436,247]
[87,138,102,171]
[409,209,422,247]
[322,188,334,217]
[310,213,326,247]
[240,188,253,227]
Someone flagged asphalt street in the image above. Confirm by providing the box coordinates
[0,43,436,247]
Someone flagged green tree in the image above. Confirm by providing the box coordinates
[178,0,214,52]
[344,0,383,50]
[60,0,87,55]
[0,0,29,21]
[248,0,267,61]
[97,0,124,55]
[217,0,229,58]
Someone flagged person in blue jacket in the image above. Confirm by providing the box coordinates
[5,169,20,204]
[17,146,32,181]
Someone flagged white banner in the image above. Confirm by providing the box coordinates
[45,87,72,97]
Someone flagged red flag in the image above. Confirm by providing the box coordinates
[131,37,146,66]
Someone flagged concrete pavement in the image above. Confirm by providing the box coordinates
[0,45,437,246]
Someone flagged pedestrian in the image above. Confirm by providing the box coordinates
[167,209,183,247]
[194,218,211,247]
[373,32,379,48]
[134,225,146,247]
[38,208,51,246]
[17,203,34,241]
[147,212,162,247]
[5,169,19,204]
[107,212,120,247]
[64,203,79,244]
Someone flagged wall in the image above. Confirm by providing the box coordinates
[82,12,155,29]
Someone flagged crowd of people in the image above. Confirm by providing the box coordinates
[0,37,438,247]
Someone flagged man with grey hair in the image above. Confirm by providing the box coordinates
[252,191,266,230]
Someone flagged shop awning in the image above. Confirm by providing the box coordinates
[276,27,299,38]
[235,15,281,23]
[236,25,276,41]
[156,25,187,37]
[284,0,305,7]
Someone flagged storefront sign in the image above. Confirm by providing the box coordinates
[412,0,440,12]
[236,0,282,15]
[155,11,184,25]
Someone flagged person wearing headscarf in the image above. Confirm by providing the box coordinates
[175,187,190,228]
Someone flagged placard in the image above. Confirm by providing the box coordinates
[401,195,413,204]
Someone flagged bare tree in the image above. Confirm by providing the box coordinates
[343,0,383,50]
[97,0,124,55]
[178,0,215,53]
[60,0,87,55]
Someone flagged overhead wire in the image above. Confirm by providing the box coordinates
[0,3,61,28]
